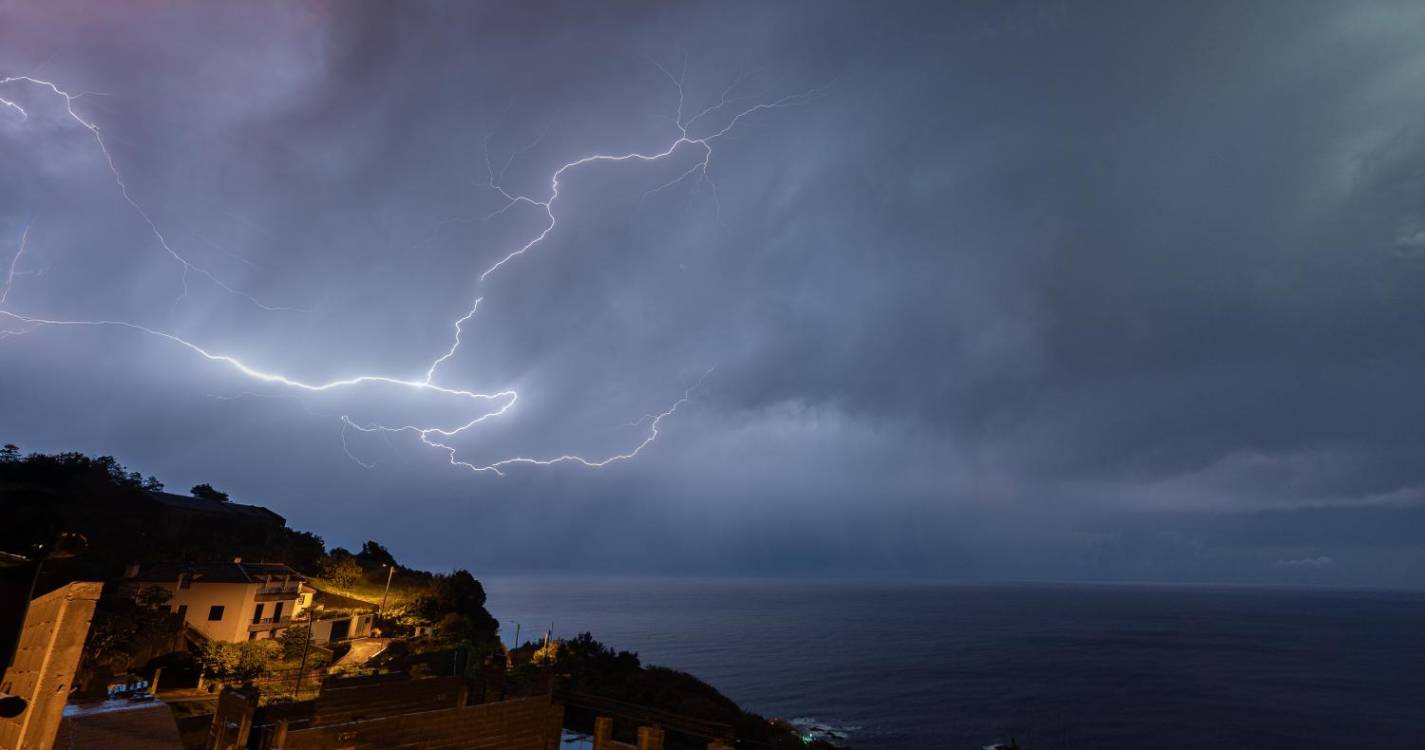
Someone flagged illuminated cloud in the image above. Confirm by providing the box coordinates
[2,1,1425,582]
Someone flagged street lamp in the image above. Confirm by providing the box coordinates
[4,532,87,670]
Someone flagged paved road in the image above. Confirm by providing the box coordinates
[332,637,389,670]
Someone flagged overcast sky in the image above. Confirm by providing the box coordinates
[3,1,1424,586]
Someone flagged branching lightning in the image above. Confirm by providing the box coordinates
[0,65,813,476]
[476,72,817,283]
[0,75,301,312]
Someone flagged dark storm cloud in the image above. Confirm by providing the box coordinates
[3,1,1424,584]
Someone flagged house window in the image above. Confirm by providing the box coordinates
[253,603,265,624]
[174,604,188,620]
[207,605,225,621]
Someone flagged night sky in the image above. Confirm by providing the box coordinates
[3,1,1423,585]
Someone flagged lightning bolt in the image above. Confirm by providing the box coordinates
[0,223,36,339]
[0,64,816,476]
[477,71,818,282]
[0,75,301,312]
[1,223,32,307]
[473,366,715,475]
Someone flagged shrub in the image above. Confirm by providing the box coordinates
[277,626,315,662]
[199,640,280,681]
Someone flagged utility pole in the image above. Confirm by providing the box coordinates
[378,563,395,615]
[294,614,315,698]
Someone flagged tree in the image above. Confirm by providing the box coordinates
[357,540,396,568]
[442,570,487,614]
[416,570,498,643]
[434,613,476,643]
[277,529,326,574]
[320,552,362,588]
[80,586,180,687]
[190,483,229,502]
[0,444,18,462]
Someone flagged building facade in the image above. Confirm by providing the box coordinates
[127,560,374,644]
[127,560,314,643]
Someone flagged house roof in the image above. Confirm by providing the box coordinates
[129,561,308,585]
[146,491,286,525]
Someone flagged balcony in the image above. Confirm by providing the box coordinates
[254,586,301,602]
[249,615,294,631]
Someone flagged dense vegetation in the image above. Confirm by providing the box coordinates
[547,633,841,750]
[0,446,501,691]
[1,446,841,748]
[0,447,325,577]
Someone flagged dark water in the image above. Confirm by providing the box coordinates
[482,577,1425,749]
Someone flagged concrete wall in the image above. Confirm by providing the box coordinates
[280,694,564,750]
[0,581,102,750]
[207,686,259,750]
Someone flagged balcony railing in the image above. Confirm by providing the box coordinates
[254,586,301,601]
[249,615,294,629]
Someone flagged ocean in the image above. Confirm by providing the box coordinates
[482,577,1425,749]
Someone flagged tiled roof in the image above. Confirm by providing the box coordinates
[129,561,307,585]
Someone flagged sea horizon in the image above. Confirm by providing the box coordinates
[460,570,1425,595]
[483,575,1425,749]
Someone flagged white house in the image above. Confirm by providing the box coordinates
[126,559,373,644]
[126,559,314,642]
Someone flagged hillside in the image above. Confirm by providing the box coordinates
[0,445,843,750]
